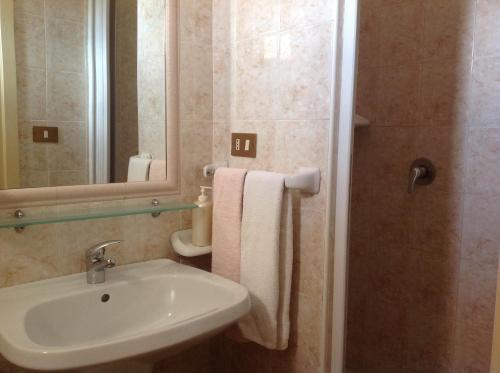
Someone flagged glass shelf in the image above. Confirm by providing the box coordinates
[0,200,197,229]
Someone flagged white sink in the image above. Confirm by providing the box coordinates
[0,259,250,371]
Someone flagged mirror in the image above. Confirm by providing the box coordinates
[0,0,168,189]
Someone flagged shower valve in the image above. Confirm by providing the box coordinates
[408,158,436,194]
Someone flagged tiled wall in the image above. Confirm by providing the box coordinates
[137,0,167,160]
[113,0,139,183]
[179,0,214,199]
[0,0,337,371]
[209,0,335,371]
[347,0,500,371]
[14,0,89,188]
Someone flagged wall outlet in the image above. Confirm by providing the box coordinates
[231,133,257,158]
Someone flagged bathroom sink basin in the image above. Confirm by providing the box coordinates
[0,259,250,371]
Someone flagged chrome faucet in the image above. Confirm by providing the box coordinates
[85,240,121,284]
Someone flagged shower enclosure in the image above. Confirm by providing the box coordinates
[344,0,500,371]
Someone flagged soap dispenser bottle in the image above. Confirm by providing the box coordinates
[192,186,213,247]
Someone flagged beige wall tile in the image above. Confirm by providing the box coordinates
[46,71,86,121]
[212,0,231,49]
[471,56,500,127]
[16,67,46,121]
[14,13,45,69]
[280,0,335,29]
[213,50,231,122]
[14,0,44,16]
[19,142,48,171]
[235,0,280,41]
[278,24,333,120]
[181,121,213,197]
[212,121,230,161]
[179,43,213,121]
[179,0,212,45]
[20,170,49,188]
[137,0,165,58]
[475,0,500,58]
[46,18,85,73]
[466,128,500,196]
[137,55,166,124]
[235,35,280,120]
[47,123,87,171]
[49,170,88,186]
[45,0,86,22]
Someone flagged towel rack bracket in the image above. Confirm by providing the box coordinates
[285,167,321,194]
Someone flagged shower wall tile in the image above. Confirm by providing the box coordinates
[422,0,476,62]
[420,58,473,125]
[357,2,381,69]
[349,0,500,371]
[377,0,424,67]
[375,63,422,125]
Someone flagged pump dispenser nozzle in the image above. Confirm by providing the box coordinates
[198,186,212,202]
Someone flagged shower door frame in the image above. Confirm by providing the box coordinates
[323,0,359,372]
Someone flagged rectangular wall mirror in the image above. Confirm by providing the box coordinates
[0,0,169,190]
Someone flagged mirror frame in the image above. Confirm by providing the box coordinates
[0,1,179,208]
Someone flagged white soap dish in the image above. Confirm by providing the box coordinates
[170,229,212,257]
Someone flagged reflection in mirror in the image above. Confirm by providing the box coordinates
[0,0,167,189]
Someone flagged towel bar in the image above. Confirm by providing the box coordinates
[204,164,321,195]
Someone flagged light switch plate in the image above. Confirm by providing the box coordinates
[33,126,58,143]
[231,133,257,158]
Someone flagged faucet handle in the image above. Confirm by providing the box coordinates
[408,166,427,194]
[408,158,436,194]
[86,240,122,261]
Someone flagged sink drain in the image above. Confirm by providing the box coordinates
[101,294,110,303]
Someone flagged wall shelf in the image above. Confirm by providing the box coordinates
[354,114,370,128]
[0,200,197,230]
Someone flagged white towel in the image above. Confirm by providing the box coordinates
[127,154,152,182]
[238,171,293,350]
